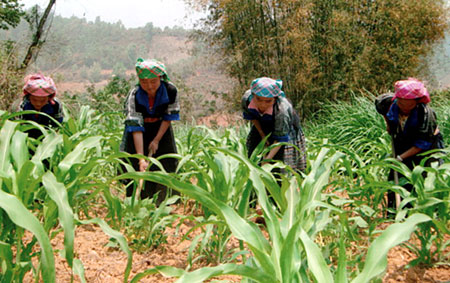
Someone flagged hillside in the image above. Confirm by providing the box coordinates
[1,12,448,118]
[1,15,232,119]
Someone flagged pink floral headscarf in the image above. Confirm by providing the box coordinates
[23,73,57,98]
[393,78,430,104]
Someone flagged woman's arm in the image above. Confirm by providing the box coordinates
[264,143,282,160]
[132,131,148,171]
[398,146,422,161]
[149,120,171,154]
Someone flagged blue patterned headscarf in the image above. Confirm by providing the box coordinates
[251,77,285,98]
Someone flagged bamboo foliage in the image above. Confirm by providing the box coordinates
[191,0,448,116]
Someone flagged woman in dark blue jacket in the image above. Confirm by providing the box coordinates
[375,78,444,211]
[120,58,180,203]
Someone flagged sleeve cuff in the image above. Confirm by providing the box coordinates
[273,135,289,142]
[414,140,432,150]
[126,126,145,133]
[163,113,180,121]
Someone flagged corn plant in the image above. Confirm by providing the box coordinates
[387,150,450,266]
[172,126,254,265]
[315,140,392,238]
[0,120,57,282]
[117,142,432,282]
[112,196,180,253]
[0,109,133,283]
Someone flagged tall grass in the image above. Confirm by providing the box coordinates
[305,93,391,164]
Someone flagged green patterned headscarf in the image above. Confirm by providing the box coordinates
[135,58,170,81]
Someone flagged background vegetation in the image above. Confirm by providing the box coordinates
[0,9,235,121]
[189,0,449,116]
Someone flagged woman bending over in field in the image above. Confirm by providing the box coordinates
[242,77,307,173]
[120,58,180,203]
[375,78,445,212]
[12,73,64,139]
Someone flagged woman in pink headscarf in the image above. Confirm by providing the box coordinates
[375,78,444,211]
[12,73,64,139]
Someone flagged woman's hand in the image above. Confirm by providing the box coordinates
[263,143,282,163]
[148,140,159,156]
[149,120,170,155]
[138,158,149,172]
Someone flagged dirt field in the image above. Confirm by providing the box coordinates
[23,202,450,283]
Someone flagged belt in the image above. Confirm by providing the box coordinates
[144,117,161,123]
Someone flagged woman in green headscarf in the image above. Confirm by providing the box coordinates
[120,58,180,203]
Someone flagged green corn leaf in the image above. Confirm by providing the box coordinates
[0,190,55,283]
[117,171,272,251]
[116,172,275,276]
[280,177,300,235]
[18,118,49,137]
[211,148,283,276]
[176,263,275,283]
[10,110,63,128]
[432,219,450,235]
[42,172,75,267]
[336,227,348,283]
[0,120,16,173]
[31,133,63,177]
[31,133,63,162]
[16,160,37,200]
[280,220,301,283]
[58,136,102,176]
[299,229,334,283]
[130,266,185,283]
[351,213,431,283]
[187,233,204,267]
[73,259,87,283]
[10,131,29,170]
[0,241,13,282]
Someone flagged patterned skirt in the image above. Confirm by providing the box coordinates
[283,128,307,172]
[246,125,307,172]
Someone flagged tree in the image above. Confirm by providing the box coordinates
[144,22,155,42]
[190,0,448,117]
[0,0,23,30]
[0,0,24,110]
[0,40,22,110]
[0,0,56,109]
[21,0,56,69]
